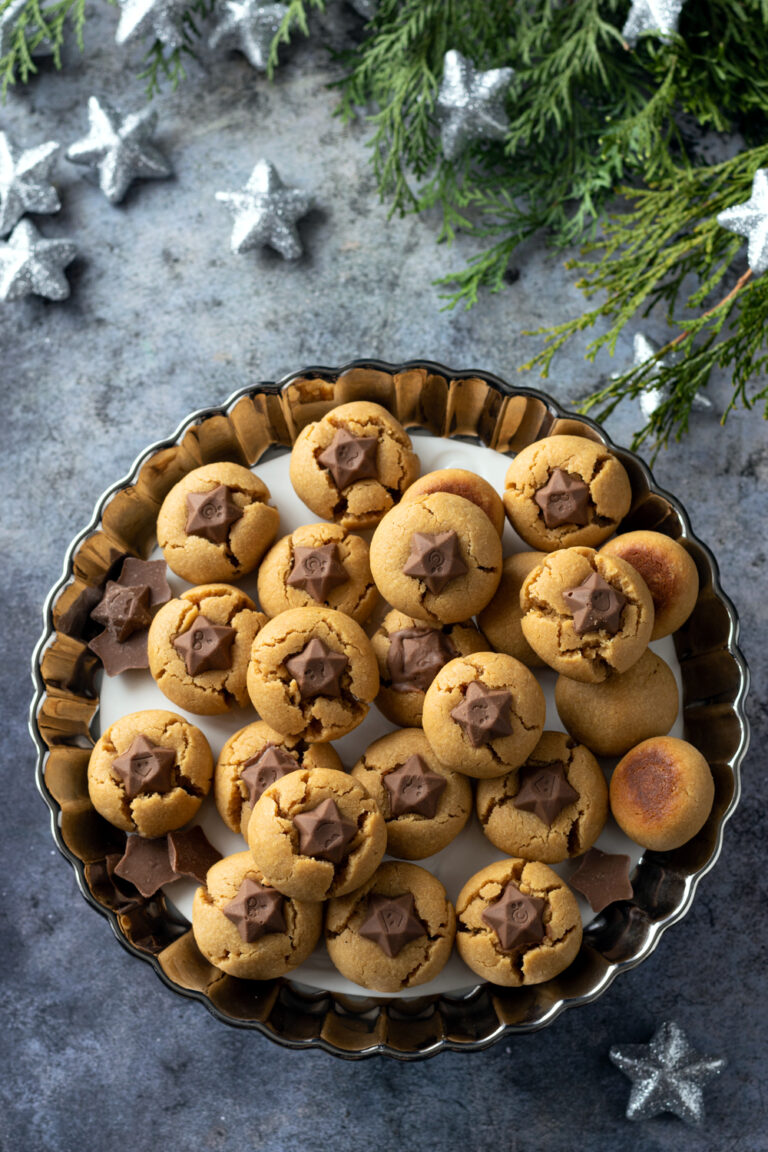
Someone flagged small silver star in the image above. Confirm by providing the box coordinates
[66,97,172,205]
[0,218,76,302]
[216,159,312,259]
[115,0,191,51]
[627,332,712,420]
[348,0,377,18]
[0,131,60,237]
[717,168,768,275]
[208,0,288,71]
[610,1021,726,1124]
[0,0,55,61]
[435,49,513,162]
[622,0,686,47]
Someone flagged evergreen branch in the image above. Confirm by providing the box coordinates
[1,0,86,94]
[136,0,213,96]
[267,0,325,77]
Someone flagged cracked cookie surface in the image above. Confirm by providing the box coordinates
[600,529,699,640]
[401,467,506,536]
[478,551,547,667]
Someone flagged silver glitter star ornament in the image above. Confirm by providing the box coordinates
[610,1021,726,1124]
[66,97,172,205]
[435,49,513,162]
[631,332,712,420]
[348,0,377,18]
[0,132,61,237]
[0,218,76,302]
[622,0,686,47]
[115,0,190,51]
[216,160,312,259]
[208,0,288,70]
[717,168,768,275]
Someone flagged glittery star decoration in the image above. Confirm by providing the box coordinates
[481,883,546,952]
[359,893,426,958]
[383,754,447,819]
[66,97,172,205]
[387,626,457,693]
[208,0,289,71]
[563,571,626,635]
[513,761,579,826]
[91,581,152,642]
[185,484,243,545]
[569,847,634,914]
[240,744,300,806]
[717,167,768,275]
[610,1021,726,1124]
[0,0,54,61]
[287,543,348,602]
[216,159,313,259]
[435,49,514,162]
[622,0,685,48]
[223,876,286,943]
[402,530,468,595]
[0,218,76,302]
[111,734,176,800]
[284,638,348,699]
[115,0,190,50]
[629,332,712,421]
[292,798,357,864]
[316,427,379,491]
[172,615,236,676]
[450,681,513,748]
[0,132,61,237]
[534,468,591,529]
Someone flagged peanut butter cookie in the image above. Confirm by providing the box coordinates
[609,736,714,851]
[600,530,699,640]
[477,551,547,667]
[401,468,505,535]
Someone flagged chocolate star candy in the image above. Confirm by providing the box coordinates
[223,876,286,943]
[91,581,152,642]
[358,892,426,958]
[113,834,177,897]
[89,626,154,677]
[534,468,591,529]
[292,798,357,864]
[563,571,627,635]
[317,427,379,491]
[185,484,243,545]
[383,754,447,819]
[570,848,634,914]
[402,530,468,595]
[88,558,172,676]
[173,615,236,676]
[116,557,171,607]
[167,826,223,884]
[240,744,301,806]
[287,543,348,603]
[284,638,348,700]
[482,882,546,952]
[450,681,514,748]
[513,761,579,825]
[387,626,457,693]
[110,734,176,801]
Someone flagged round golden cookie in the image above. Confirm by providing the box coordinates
[192,851,322,980]
[609,736,714,851]
[401,468,506,536]
[289,401,420,531]
[455,858,582,987]
[421,652,545,779]
[247,767,386,901]
[256,522,378,624]
[247,606,379,742]
[371,608,487,728]
[148,583,266,715]
[350,729,472,860]
[520,547,654,684]
[503,435,632,551]
[475,731,608,864]
[157,462,279,584]
[478,552,547,667]
[555,649,679,757]
[600,530,699,640]
[87,708,213,837]
[324,861,456,993]
[214,720,343,837]
[369,493,503,625]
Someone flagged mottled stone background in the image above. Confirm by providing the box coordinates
[2,6,766,1150]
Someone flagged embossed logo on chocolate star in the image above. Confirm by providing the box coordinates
[358,892,426,957]
[185,484,243,545]
[284,638,348,699]
[534,468,591,529]
[91,581,152,642]
[240,744,300,806]
[223,876,286,943]
[569,847,634,914]
[402,530,468,595]
[383,754,447,819]
[317,427,379,490]
[481,882,546,952]
[110,734,176,801]
[286,543,348,603]
[292,797,357,864]
[563,571,626,635]
[387,627,457,693]
[450,681,514,747]
[513,761,579,825]
[172,615,236,676]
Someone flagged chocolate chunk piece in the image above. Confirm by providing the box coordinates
[402,530,468,595]
[450,681,514,747]
[387,626,457,693]
[570,847,634,914]
[287,543,348,602]
[317,427,379,490]
[292,798,357,864]
[563,571,627,635]
[482,883,546,952]
[383,754,447,819]
[358,892,426,957]
[513,761,579,825]
[240,744,300,806]
[89,627,155,677]
[57,584,102,639]
[173,615,236,676]
[113,835,177,897]
[91,581,152,642]
[534,468,591,529]
[117,557,171,607]
[185,484,243,544]
[167,826,223,884]
[110,735,176,800]
[284,638,348,700]
[223,876,286,943]
[87,558,171,676]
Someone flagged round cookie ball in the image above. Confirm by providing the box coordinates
[369,492,503,625]
[422,652,545,779]
[88,708,213,837]
[289,401,420,531]
[455,858,582,987]
[324,861,456,993]
[157,462,279,584]
[555,649,679,757]
[148,583,266,715]
[247,606,379,742]
[609,736,714,851]
[476,731,608,864]
[478,552,547,667]
[401,468,506,536]
[371,608,487,728]
[600,530,699,640]
[350,729,472,860]
[257,522,379,624]
[214,720,343,837]
[520,547,654,684]
[503,435,631,552]
[192,851,322,980]
[247,767,386,902]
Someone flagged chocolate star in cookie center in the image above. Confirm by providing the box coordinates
[111,734,176,800]
[513,761,579,825]
[91,581,152,642]
[185,484,243,545]
[223,876,286,943]
[387,627,457,693]
[292,797,357,864]
[240,744,300,806]
[287,543,348,602]
[534,468,591,529]
[402,530,468,595]
[482,883,546,952]
[359,892,426,957]
[317,427,379,490]
[173,615,236,676]
[450,681,513,747]
[384,754,447,818]
[285,638,348,699]
[563,571,626,635]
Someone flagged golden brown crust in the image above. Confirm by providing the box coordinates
[600,530,699,640]
[401,468,506,535]
[609,736,714,851]
[478,552,547,666]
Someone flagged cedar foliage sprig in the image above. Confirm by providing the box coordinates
[0,0,86,95]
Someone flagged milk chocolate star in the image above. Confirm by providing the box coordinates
[173,615,236,675]
[223,876,286,943]
[402,530,468,595]
[185,484,243,545]
[450,681,513,747]
[534,468,591,529]
[292,798,357,864]
[387,626,457,693]
[317,427,379,490]
[110,734,176,800]
[563,571,626,635]
[358,892,426,957]
[482,883,546,952]
[383,755,446,818]
[284,638,348,699]
[286,543,348,602]
[91,581,152,642]
[570,848,634,914]
[240,744,300,806]
[513,761,579,825]
[113,834,177,897]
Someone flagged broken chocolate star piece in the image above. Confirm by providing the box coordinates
[383,754,447,819]
[570,847,634,914]
[223,876,286,944]
[358,892,426,958]
[292,797,357,864]
[172,615,236,676]
[117,557,171,607]
[185,484,243,545]
[450,680,514,748]
[113,835,177,897]
[563,571,627,635]
[91,581,152,642]
[513,761,579,825]
[534,467,591,529]
[89,626,154,677]
[287,543,348,602]
[167,826,223,884]
[482,883,546,952]
[387,627,457,693]
[110,735,176,801]
[402,530,468,595]
[284,637,348,700]
[317,427,379,490]
[240,744,300,806]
